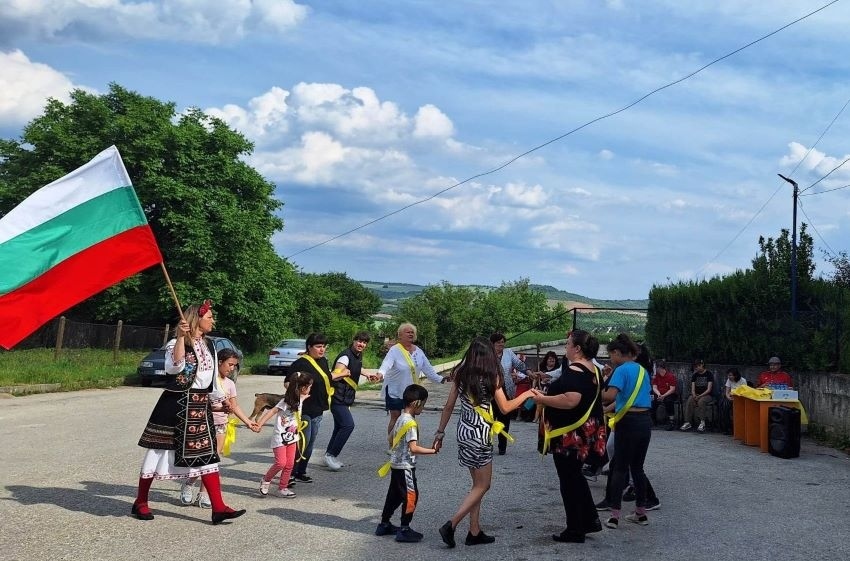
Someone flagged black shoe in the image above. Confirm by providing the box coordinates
[131,502,154,521]
[622,486,635,502]
[396,527,424,543]
[553,530,585,543]
[584,519,603,534]
[375,521,399,536]
[645,497,661,511]
[666,423,675,431]
[287,476,296,488]
[211,508,246,525]
[439,520,456,548]
[293,474,313,483]
[595,499,612,511]
[465,530,496,545]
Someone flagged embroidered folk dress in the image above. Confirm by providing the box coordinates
[137,337,220,480]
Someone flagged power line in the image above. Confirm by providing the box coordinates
[799,156,850,194]
[797,198,838,258]
[801,182,850,196]
[285,0,841,259]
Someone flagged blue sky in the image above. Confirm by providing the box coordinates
[2,1,849,299]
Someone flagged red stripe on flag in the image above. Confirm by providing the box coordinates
[0,225,162,349]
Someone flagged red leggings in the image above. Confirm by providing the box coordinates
[264,444,296,489]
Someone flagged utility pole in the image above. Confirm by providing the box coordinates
[778,174,799,320]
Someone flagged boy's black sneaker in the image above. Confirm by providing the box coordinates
[465,531,496,545]
[439,520,456,548]
[396,527,423,542]
[293,474,313,483]
[375,521,399,536]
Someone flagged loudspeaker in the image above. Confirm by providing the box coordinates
[768,406,801,459]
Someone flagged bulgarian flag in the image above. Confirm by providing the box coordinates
[0,146,163,349]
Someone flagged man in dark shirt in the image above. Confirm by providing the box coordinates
[680,359,714,433]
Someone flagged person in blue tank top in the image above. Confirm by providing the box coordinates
[601,333,653,529]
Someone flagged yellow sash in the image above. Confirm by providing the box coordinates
[473,402,515,444]
[396,343,418,386]
[294,410,309,460]
[303,355,334,408]
[541,367,601,456]
[332,366,359,391]
[221,417,239,456]
[607,365,646,430]
[377,419,418,477]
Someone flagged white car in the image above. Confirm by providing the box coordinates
[267,338,306,375]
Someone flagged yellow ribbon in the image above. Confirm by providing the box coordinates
[303,355,334,408]
[332,366,359,391]
[221,417,239,456]
[473,403,515,444]
[294,410,309,460]
[541,367,601,456]
[395,343,418,386]
[608,365,646,430]
[377,419,418,477]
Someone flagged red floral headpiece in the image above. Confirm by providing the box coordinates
[198,299,213,317]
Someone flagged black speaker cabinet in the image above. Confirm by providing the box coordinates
[768,406,801,459]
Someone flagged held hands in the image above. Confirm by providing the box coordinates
[530,388,546,404]
[247,421,261,433]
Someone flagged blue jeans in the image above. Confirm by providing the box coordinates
[293,413,324,476]
[326,402,355,457]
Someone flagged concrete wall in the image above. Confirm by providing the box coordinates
[666,361,850,438]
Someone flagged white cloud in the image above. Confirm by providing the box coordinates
[205,87,290,140]
[599,149,614,160]
[0,0,309,44]
[0,49,84,126]
[780,141,850,184]
[413,104,454,139]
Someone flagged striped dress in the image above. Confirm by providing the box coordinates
[456,384,493,469]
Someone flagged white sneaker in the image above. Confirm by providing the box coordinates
[197,492,212,509]
[680,422,692,431]
[697,420,706,432]
[259,479,271,496]
[275,487,296,498]
[179,480,196,505]
[325,454,343,471]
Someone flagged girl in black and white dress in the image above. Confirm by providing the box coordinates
[434,337,534,548]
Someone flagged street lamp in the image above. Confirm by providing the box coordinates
[777,173,799,321]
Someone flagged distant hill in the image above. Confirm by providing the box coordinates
[359,280,648,314]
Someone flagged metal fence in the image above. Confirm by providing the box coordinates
[14,317,170,351]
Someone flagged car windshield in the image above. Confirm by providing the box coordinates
[279,340,304,348]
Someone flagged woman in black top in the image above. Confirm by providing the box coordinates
[288,332,332,483]
[531,330,605,543]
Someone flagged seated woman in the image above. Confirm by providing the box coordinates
[720,368,748,435]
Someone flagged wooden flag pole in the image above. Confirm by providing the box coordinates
[160,262,190,347]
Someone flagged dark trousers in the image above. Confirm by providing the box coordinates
[554,452,600,534]
[494,406,512,453]
[326,402,355,457]
[293,413,323,476]
[381,467,418,526]
[605,457,658,502]
[609,412,652,510]
[719,397,734,433]
[651,394,677,423]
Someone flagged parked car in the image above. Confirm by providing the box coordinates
[267,338,306,375]
[137,336,243,387]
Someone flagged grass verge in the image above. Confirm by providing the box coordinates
[0,348,147,390]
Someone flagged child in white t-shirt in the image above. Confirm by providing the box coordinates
[256,372,313,498]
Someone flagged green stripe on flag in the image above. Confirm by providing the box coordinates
[0,186,149,295]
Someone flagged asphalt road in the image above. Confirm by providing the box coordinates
[1,375,848,561]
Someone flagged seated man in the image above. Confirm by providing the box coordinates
[680,359,714,433]
[720,367,748,435]
[650,360,678,431]
[757,356,794,389]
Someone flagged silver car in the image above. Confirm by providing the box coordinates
[267,338,306,375]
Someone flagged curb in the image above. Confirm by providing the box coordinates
[0,383,62,396]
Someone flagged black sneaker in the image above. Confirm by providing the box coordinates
[465,530,496,545]
[645,497,661,511]
[584,518,603,534]
[396,527,423,543]
[375,521,399,536]
[293,474,313,483]
[439,520,456,548]
[287,476,296,488]
[595,499,612,511]
[622,486,635,502]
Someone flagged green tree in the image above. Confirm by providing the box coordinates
[291,272,382,342]
[0,84,298,350]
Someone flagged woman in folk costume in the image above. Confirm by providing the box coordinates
[132,300,246,524]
